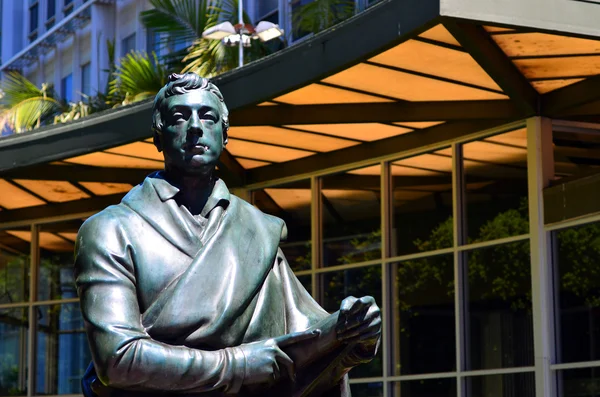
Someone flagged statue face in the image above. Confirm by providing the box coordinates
[158,90,224,174]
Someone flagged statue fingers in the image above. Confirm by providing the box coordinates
[338,317,381,342]
[274,347,297,382]
[275,329,321,348]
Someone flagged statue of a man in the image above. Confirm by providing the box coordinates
[74,73,381,397]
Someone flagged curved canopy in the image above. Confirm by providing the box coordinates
[1,0,600,228]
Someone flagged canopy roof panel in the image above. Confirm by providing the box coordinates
[1,0,600,229]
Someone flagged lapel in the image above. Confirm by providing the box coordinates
[121,177,201,258]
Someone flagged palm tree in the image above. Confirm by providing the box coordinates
[109,51,169,105]
[0,72,62,134]
[292,0,355,37]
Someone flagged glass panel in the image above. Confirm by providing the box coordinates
[38,220,81,302]
[560,368,600,397]
[253,181,311,272]
[0,306,28,396]
[0,229,30,303]
[81,63,91,98]
[394,254,455,375]
[319,265,382,378]
[466,240,533,370]
[322,166,381,267]
[61,74,73,103]
[391,148,453,256]
[553,126,600,181]
[296,275,311,295]
[351,382,383,397]
[122,33,136,56]
[393,378,457,397]
[556,221,600,363]
[47,0,56,19]
[36,302,91,395]
[467,372,535,397]
[257,0,278,17]
[462,129,529,243]
[29,3,38,33]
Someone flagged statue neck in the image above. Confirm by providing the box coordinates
[164,167,216,216]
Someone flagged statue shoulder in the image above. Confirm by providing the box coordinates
[229,195,288,241]
[76,204,135,251]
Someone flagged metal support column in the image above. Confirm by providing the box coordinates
[452,143,468,397]
[27,224,40,397]
[527,117,556,397]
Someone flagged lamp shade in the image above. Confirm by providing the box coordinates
[254,21,284,42]
[202,22,237,40]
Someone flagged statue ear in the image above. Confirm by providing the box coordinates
[153,130,163,152]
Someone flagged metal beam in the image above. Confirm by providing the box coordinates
[230,100,522,126]
[246,120,506,186]
[542,74,600,116]
[443,20,539,115]
[217,149,246,186]
[0,164,153,184]
[0,193,125,225]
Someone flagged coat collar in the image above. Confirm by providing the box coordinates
[121,172,230,258]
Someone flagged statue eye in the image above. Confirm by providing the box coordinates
[203,113,218,122]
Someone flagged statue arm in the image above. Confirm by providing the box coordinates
[74,215,246,395]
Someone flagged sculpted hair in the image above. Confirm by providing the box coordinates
[151,73,229,141]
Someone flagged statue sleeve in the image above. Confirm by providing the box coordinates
[74,213,246,395]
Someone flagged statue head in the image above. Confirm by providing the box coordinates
[151,73,229,175]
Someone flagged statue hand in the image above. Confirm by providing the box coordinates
[240,329,320,387]
[336,296,381,349]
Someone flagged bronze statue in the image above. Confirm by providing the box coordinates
[74,73,381,397]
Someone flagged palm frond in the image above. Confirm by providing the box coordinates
[110,51,169,105]
[0,72,63,133]
[140,0,217,42]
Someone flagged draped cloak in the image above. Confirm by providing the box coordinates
[74,174,358,397]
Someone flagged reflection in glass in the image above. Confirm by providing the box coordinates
[556,221,600,363]
[0,229,30,303]
[320,266,382,378]
[38,220,82,301]
[468,372,535,397]
[322,166,381,267]
[553,127,600,181]
[394,254,455,375]
[0,307,28,396]
[393,377,457,397]
[351,382,383,397]
[560,368,600,397]
[391,148,453,256]
[36,303,91,395]
[253,181,312,272]
[463,128,529,243]
[466,241,533,370]
[296,275,312,295]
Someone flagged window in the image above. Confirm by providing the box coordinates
[61,74,73,103]
[29,0,39,41]
[121,33,136,56]
[47,0,55,19]
[63,0,73,16]
[146,28,161,56]
[80,63,91,98]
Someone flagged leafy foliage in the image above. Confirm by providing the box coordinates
[292,0,355,36]
[0,72,62,133]
[109,51,169,105]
